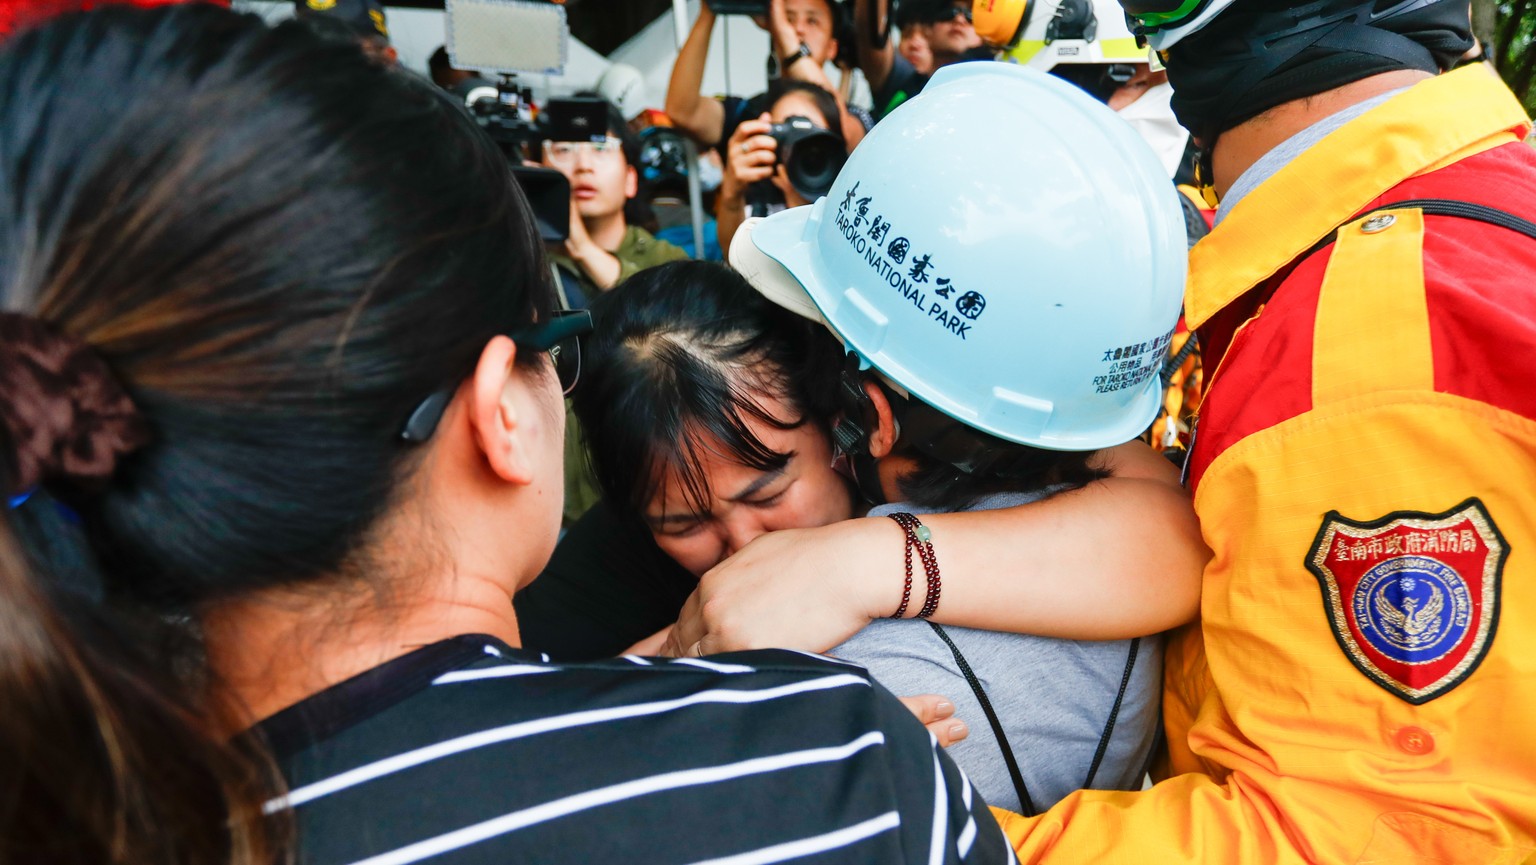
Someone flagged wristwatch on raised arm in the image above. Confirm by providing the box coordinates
[781,41,813,70]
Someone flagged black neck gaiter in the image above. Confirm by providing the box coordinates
[1162,0,1474,142]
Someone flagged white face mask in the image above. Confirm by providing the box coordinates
[1115,82,1189,179]
[696,153,724,193]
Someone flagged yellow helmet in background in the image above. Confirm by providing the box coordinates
[989,0,1143,69]
[971,0,1033,48]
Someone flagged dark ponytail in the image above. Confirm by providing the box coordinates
[0,501,281,865]
[0,6,554,860]
[0,5,551,605]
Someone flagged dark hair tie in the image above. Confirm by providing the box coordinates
[0,313,149,496]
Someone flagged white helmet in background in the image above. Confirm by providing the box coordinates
[973,0,1237,53]
[595,62,647,122]
[731,62,1185,452]
[986,0,1145,68]
[1117,0,1237,51]
[982,0,1188,177]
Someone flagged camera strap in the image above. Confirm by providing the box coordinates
[925,622,1143,817]
[925,621,1038,815]
[1299,199,1536,261]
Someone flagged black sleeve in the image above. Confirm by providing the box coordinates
[848,102,876,133]
[867,679,1015,864]
[514,501,698,661]
[712,94,749,162]
[872,53,928,122]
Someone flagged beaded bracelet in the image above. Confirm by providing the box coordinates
[886,512,941,619]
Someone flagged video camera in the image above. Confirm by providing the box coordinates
[770,116,846,200]
[445,0,607,242]
[456,79,608,157]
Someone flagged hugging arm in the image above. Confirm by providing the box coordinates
[663,441,1208,656]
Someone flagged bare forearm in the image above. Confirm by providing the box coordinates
[670,459,1209,658]
[782,53,836,92]
[888,477,1207,638]
[665,5,725,144]
[568,241,622,290]
[870,442,1206,637]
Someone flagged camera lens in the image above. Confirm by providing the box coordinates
[784,130,846,200]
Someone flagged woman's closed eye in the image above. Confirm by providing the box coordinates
[743,486,790,508]
[652,511,711,538]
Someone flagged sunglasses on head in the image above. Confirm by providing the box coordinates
[400,309,593,443]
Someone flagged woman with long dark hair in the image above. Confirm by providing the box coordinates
[542,61,1201,815]
[0,7,1008,863]
[551,260,1175,814]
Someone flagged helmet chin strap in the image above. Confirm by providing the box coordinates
[829,353,1050,507]
[831,355,892,507]
[1192,140,1219,209]
[832,420,890,507]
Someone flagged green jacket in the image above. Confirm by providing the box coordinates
[549,225,689,306]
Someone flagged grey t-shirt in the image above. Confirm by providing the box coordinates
[1215,88,1407,226]
[832,491,1163,814]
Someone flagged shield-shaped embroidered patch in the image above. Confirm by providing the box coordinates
[1305,497,1506,704]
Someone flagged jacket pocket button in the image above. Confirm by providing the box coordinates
[1395,726,1435,755]
[1361,214,1397,233]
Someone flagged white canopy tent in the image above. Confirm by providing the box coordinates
[234,0,797,112]
[233,0,871,258]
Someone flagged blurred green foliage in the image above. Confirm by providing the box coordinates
[1495,0,1536,114]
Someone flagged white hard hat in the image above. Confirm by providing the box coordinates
[595,62,647,121]
[1117,0,1236,51]
[731,62,1186,451]
[998,0,1147,67]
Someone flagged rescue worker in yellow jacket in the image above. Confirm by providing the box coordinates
[983,0,1536,860]
[662,0,1536,856]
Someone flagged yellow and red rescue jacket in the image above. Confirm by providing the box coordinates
[995,65,1536,863]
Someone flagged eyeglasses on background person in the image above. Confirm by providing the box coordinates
[542,137,625,167]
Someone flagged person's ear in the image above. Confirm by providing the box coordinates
[861,379,898,459]
[624,164,639,200]
[468,335,537,485]
[825,36,839,64]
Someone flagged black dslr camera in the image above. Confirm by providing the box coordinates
[770,115,846,200]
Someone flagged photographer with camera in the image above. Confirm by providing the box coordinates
[666,0,866,162]
[857,0,987,120]
[542,101,690,525]
[541,99,689,306]
[715,78,846,254]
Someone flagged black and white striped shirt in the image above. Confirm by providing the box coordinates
[256,635,1014,865]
